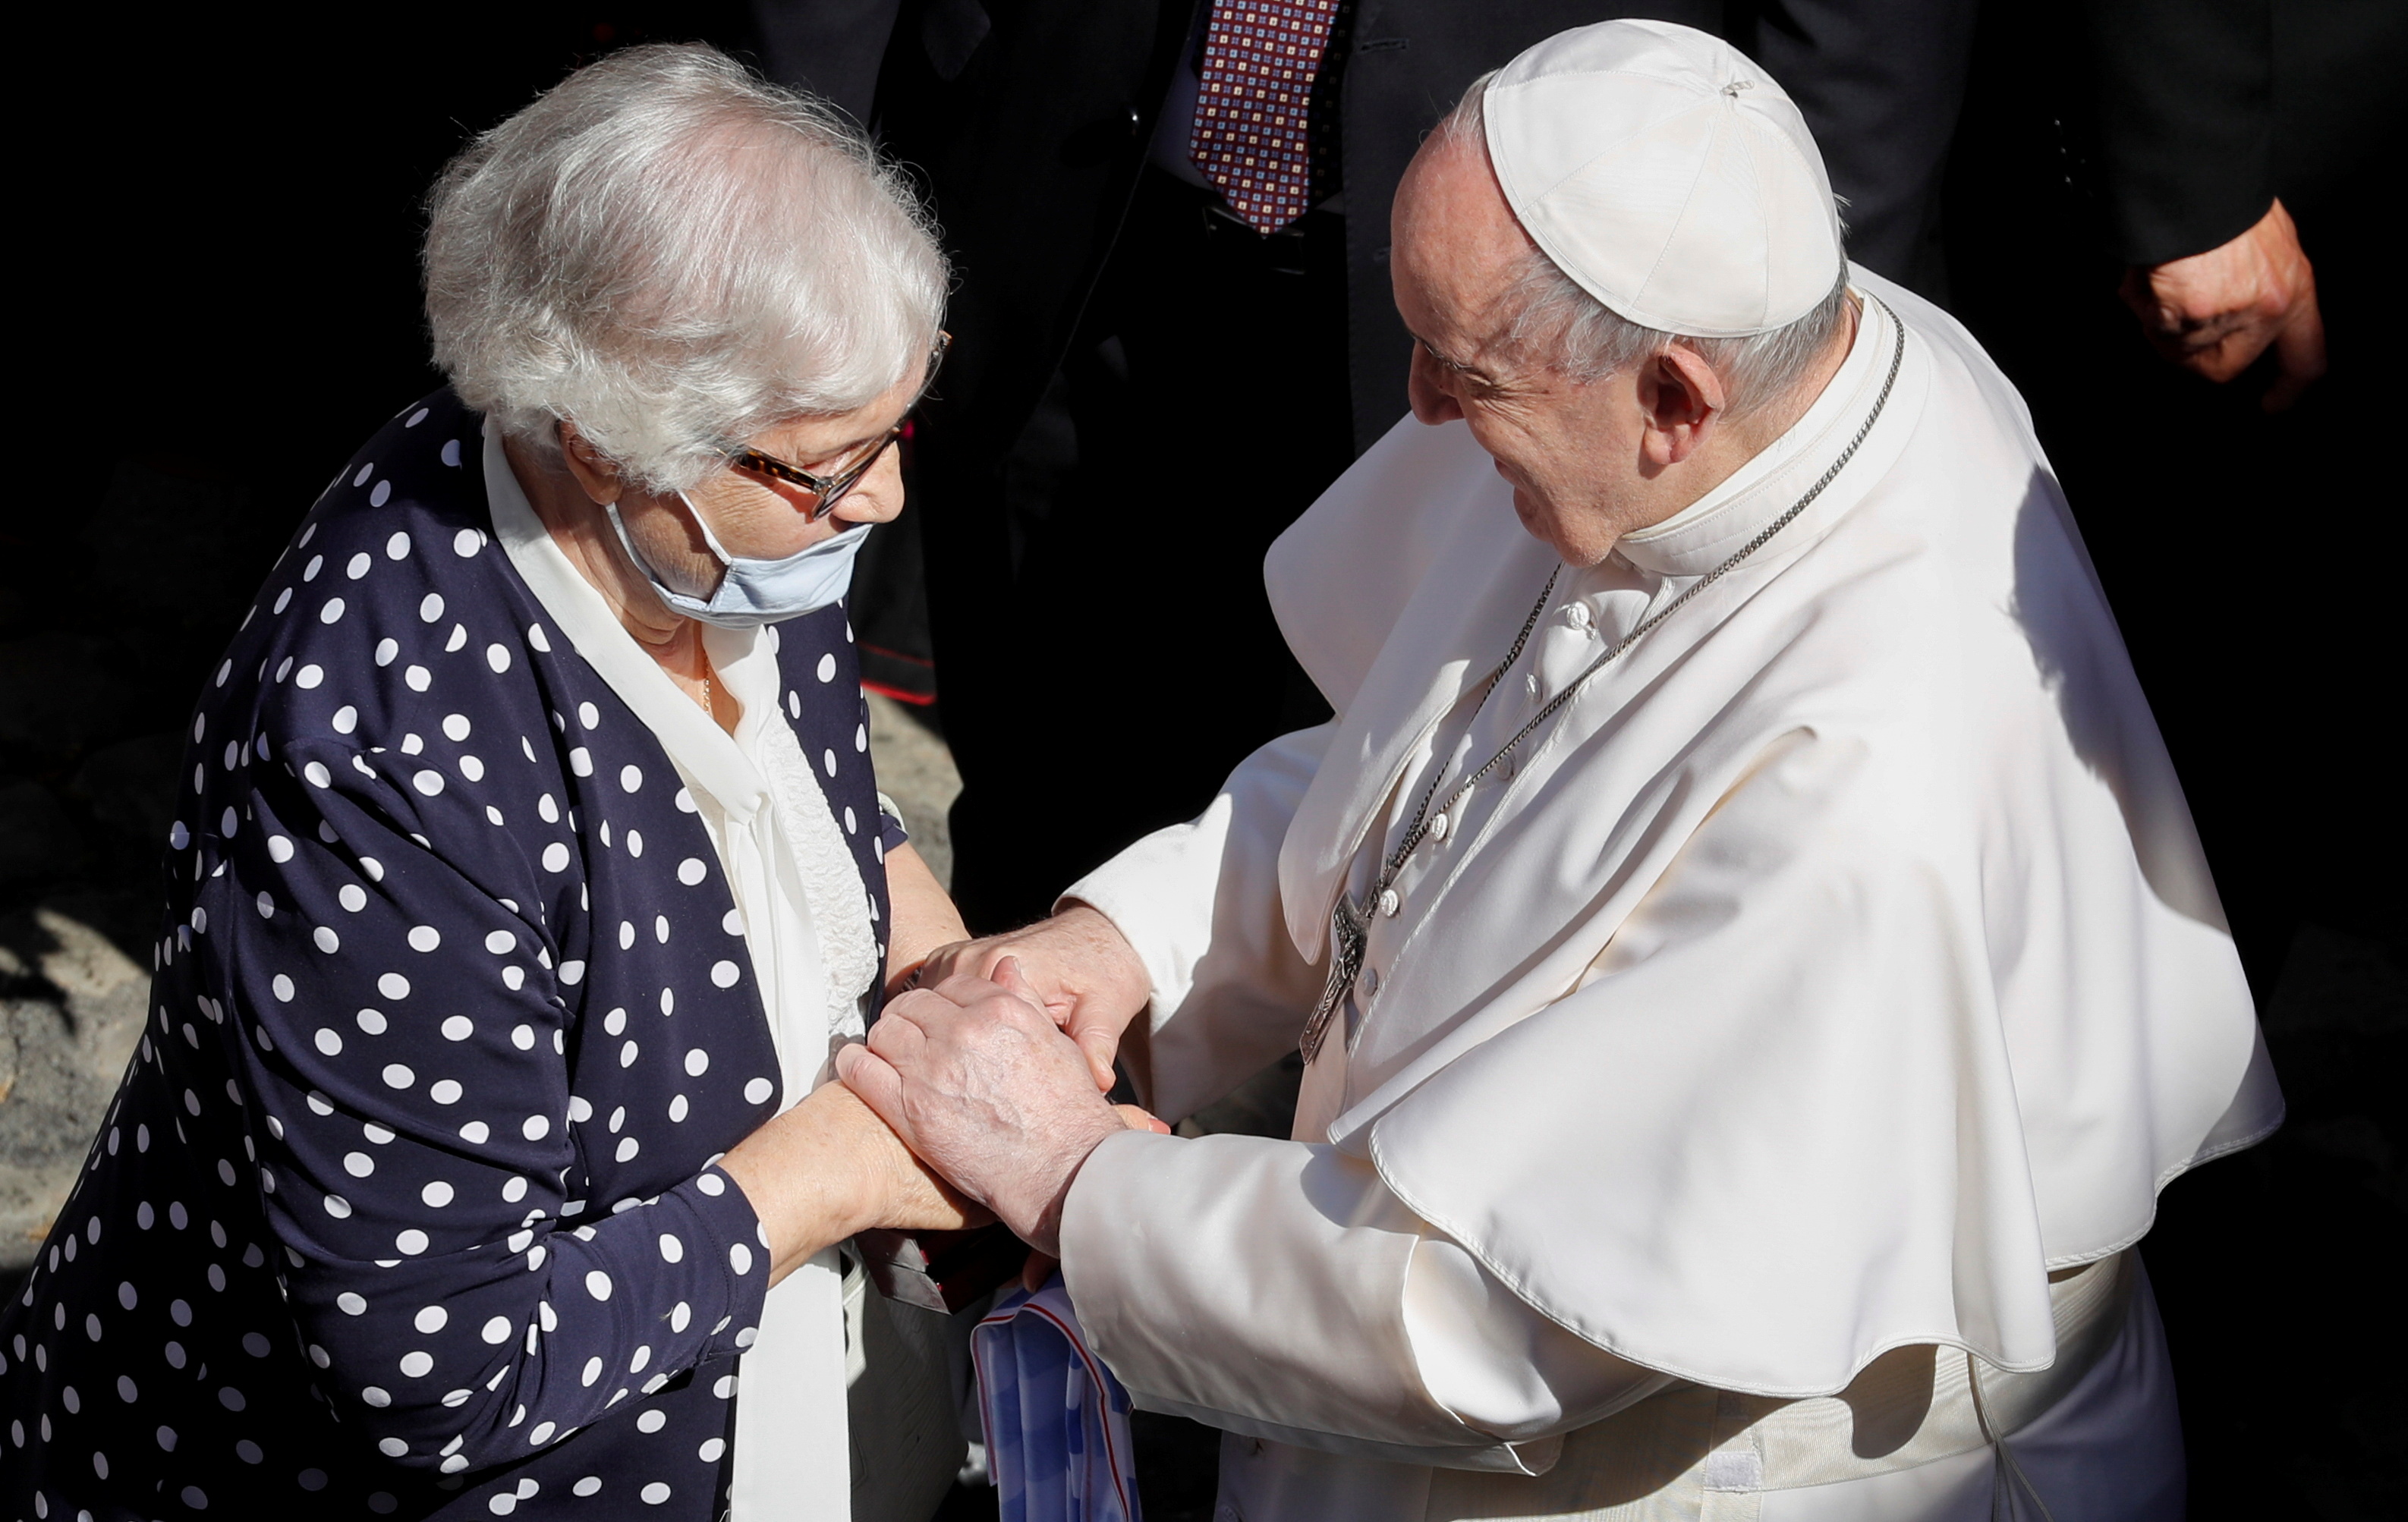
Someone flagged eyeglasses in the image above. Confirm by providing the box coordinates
[724,331,952,522]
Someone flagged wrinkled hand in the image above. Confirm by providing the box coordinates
[910,904,1153,1093]
[1018,1102,1169,1291]
[2120,198,2325,411]
[837,960,1132,1256]
[718,1080,991,1285]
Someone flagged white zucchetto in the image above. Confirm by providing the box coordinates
[1482,20,1846,338]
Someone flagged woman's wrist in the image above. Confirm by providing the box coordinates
[883,841,969,992]
[886,954,933,998]
[718,1085,884,1281]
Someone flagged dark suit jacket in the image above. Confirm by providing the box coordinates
[2079,0,2404,265]
[2082,0,2279,265]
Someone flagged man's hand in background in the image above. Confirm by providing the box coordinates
[2121,198,2325,411]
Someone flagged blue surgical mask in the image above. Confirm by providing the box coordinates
[605,493,872,629]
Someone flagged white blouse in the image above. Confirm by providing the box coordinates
[486,427,882,1521]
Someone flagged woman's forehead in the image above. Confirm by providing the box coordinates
[752,369,923,458]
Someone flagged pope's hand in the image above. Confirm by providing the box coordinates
[2120,198,2325,412]
[908,904,1152,1093]
[1018,1102,1169,1292]
[836,959,1133,1256]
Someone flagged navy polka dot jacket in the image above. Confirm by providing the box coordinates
[2,389,909,1519]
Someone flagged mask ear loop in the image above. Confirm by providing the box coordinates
[602,498,725,610]
[560,416,735,574]
[672,490,741,568]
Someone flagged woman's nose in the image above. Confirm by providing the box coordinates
[831,446,908,525]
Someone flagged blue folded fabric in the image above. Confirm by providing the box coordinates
[972,1276,1144,1522]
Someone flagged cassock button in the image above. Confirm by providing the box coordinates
[1378,888,1400,918]
[1362,966,1380,997]
[1429,812,1450,841]
[1564,602,1593,631]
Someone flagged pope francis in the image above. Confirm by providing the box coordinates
[839,20,2283,1521]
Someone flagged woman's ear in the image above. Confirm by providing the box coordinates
[556,422,623,506]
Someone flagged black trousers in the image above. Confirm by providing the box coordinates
[933,168,1356,932]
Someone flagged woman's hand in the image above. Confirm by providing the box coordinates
[719,1080,991,1285]
[911,904,1153,1092]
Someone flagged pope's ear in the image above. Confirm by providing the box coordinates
[1638,346,1725,466]
[555,422,624,506]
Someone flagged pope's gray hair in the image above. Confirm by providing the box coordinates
[1437,75,1852,420]
[424,43,948,492]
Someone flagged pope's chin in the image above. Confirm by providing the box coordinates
[1508,483,1608,568]
[1497,468,1550,539]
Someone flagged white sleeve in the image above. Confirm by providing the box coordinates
[1062,723,1335,1122]
[1059,1130,1670,1473]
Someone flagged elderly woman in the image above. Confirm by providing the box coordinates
[2,45,993,1522]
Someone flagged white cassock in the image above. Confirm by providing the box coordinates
[1053,272,2283,1521]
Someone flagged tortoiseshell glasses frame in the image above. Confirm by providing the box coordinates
[722,331,952,522]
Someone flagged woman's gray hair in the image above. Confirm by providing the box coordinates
[424,44,948,492]
[1437,75,1852,420]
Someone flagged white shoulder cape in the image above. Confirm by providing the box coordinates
[1246,273,2281,1397]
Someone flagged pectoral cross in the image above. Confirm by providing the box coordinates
[1302,892,1371,1063]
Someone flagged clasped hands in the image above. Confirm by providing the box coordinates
[715,904,1154,1287]
[836,904,1161,1260]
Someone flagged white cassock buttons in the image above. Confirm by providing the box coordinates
[1429,813,1450,841]
[1379,888,1400,918]
[1565,602,1593,632]
[1362,966,1380,997]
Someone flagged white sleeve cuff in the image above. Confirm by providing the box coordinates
[1059,1129,1655,1470]
[1402,1234,1673,1442]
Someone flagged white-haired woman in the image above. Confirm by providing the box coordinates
[4,44,994,1522]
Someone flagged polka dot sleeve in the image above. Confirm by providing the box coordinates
[194,730,772,1475]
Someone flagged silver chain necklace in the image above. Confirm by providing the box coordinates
[1301,300,1904,1063]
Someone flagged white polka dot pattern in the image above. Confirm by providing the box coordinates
[0,390,893,1520]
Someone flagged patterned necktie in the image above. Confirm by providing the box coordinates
[1189,0,1342,234]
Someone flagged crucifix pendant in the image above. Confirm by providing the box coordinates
[1302,892,1371,1063]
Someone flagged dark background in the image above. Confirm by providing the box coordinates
[10,5,744,726]
[3,5,2400,1520]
